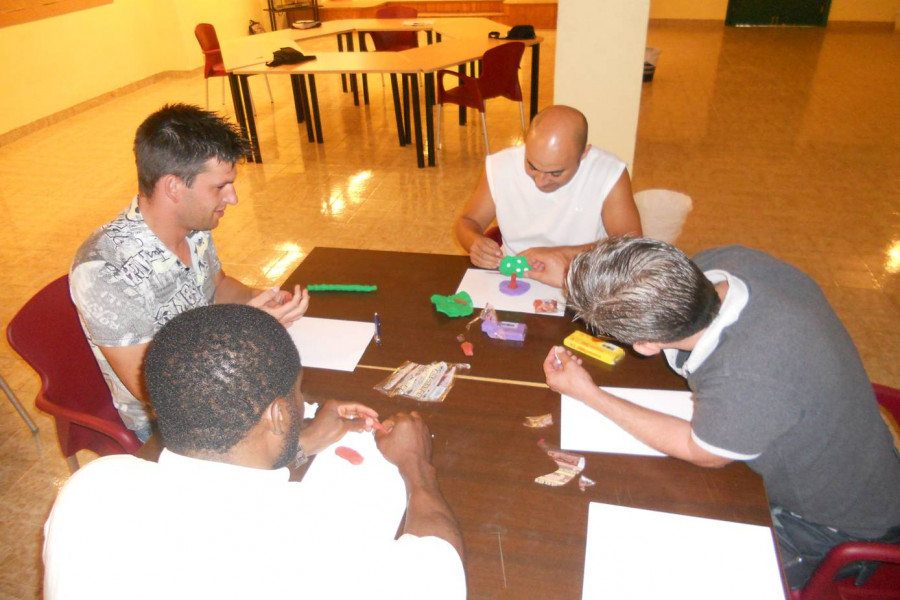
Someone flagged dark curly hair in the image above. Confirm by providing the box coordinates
[145,304,301,455]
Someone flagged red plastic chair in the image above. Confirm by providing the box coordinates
[6,275,141,472]
[788,383,900,600]
[194,23,272,109]
[484,225,503,247]
[436,42,526,154]
[793,542,900,600]
[369,6,420,52]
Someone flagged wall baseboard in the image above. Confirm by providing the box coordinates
[0,69,197,147]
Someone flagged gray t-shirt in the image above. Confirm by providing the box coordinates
[70,197,220,432]
[669,246,900,538]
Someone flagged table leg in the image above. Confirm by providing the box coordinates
[358,32,370,105]
[390,74,406,147]
[530,43,541,120]
[402,75,411,145]
[228,74,254,162]
[424,72,436,167]
[408,74,424,169]
[457,65,467,126]
[337,35,347,92]
[239,75,262,163]
[347,33,359,106]
[308,75,324,143]
[290,74,305,123]
[427,31,433,45]
[298,74,315,143]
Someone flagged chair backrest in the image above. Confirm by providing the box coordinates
[6,275,138,457]
[370,6,419,51]
[633,189,693,244]
[194,23,225,78]
[478,42,525,102]
[874,383,900,451]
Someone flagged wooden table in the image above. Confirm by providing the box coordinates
[286,247,777,599]
[224,19,543,167]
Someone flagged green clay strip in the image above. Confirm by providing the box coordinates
[307,284,378,292]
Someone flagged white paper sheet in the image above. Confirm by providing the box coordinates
[455,268,567,316]
[287,317,374,372]
[583,502,785,600]
[299,431,407,539]
[561,387,694,457]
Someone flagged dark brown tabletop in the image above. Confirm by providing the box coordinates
[284,247,685,390]
[286,247,776,600]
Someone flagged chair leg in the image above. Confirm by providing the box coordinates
[264,75,274,103]
[0,375,39,433]
[436,103,443,149]
[480,112,490,154]
[518,101,526,134]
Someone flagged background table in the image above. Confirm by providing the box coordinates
[287,247,780,599]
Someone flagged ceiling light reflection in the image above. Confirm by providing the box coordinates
[886,241,900,274]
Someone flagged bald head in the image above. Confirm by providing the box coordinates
[523,105,590,193]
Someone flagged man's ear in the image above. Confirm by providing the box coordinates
[264,398,288,436]
[581,143,592,161]
[158,174,183,203]
[633,341,662,357]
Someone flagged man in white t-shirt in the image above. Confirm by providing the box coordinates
[454,105,642,287]
[43,304,466,600]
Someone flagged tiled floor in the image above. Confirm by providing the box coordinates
[1,23,899,598]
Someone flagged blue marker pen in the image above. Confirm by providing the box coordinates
[374,313,382,345]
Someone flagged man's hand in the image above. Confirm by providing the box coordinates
[520,246,574,288]
[542,346,598,401]
[469,236,503,270]
[248,284,309,328]
[375,411,433,470]
[299,399,380,456]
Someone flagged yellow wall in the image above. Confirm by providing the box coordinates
[554,0,650,170]
[0,0,264,136]
[649,0,899,22]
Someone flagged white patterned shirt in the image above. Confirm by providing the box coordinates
[69,197,220,431]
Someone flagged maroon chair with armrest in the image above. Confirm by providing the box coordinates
[6,275,141,472]
[436,42,526,154]
[789,383,900,600]
[792,542,900,600]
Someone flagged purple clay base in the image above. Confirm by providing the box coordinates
[499,280,531,296]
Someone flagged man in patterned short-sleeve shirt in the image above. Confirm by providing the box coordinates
[70,104,309,441]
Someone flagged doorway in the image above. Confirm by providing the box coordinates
[726,0,831,26]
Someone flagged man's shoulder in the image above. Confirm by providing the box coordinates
[54,455,156,509]
[72,201,150,268]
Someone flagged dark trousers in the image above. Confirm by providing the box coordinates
[771,505,900,589]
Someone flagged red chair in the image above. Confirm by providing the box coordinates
[6,275,140,472]
[789,383,900,600]
[793,542,900,600]
[359,6,420,146]
[194,23,272,109]
[436,41,526,154]
[484,225,503,247]
[368,5,420,52]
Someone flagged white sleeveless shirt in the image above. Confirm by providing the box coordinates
[485,145,626,255]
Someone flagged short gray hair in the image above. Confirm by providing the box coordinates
[565,237,721,344]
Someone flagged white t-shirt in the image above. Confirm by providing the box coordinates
[44,450,466,600]
[485,145,626,255]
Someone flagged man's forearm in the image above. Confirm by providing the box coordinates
[579,387,728,468]
[400,459,465,559]
[214,275,257,304]
[455,217,485,253]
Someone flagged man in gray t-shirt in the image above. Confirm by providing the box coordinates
[70,104,309,441]
[545,237,900,589]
